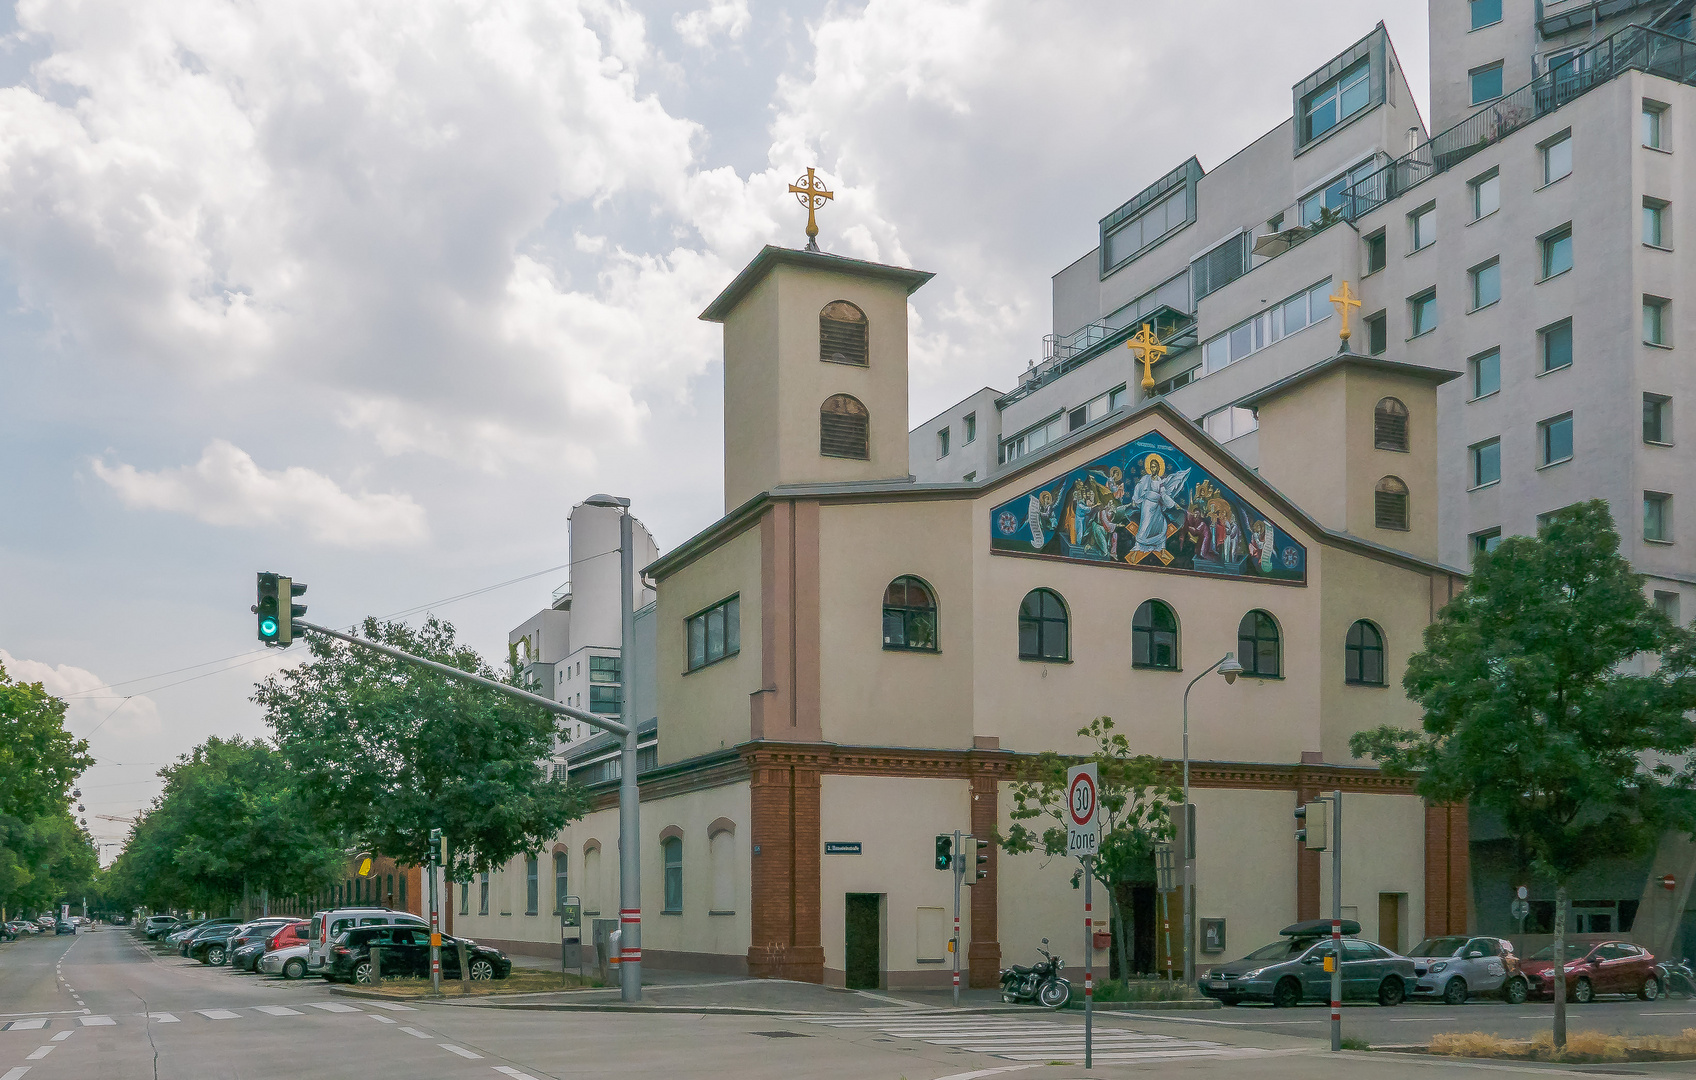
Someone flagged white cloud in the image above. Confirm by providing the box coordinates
[0,649,163,743]
[92,440,428,548]
[673,0,751,48]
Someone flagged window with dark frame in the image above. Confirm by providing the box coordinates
[938,427,950,457]
[1644,101,1666,149]
[818,300,868,365]
[820,394,870,459]
[1374,397,1409,451]
[1646,492,1673,542]
[1542,133,1573,184]
[1469,61,1504,104]
[1366,310,1388,355]
[1470,169,1500,219]
[1471,438,1501,487]
[589,655,621,682]
[1471,528,1502,557]
[1018,589,1069,661]
[883,576,938,652]
[1645,394,1672,444]
[1540,225,1573,278]
[1374,476,1410,530]
[1541,319,1573,372]
[1132,599,1178,670]
[1470,348,1500,398]
[662,837,683,914]
[1539,413,1574,466]
[1345,620,1385,685]
[589,684,622,715]
[687,595,741,671]
[479,872,489,916]
[1237,610,1281,677]
[1470,258,1500,310]
[1365,231,1387,273]
[1410,204,1436,251]
[964,413,977,443]
[1410,290,1438,336]
[1644,198,1667,247]
[525,856,539,916]
[1645,296,1669,345]
[553,852,568,916]
[1470,0,1502,29]
[1303,58,1370,143]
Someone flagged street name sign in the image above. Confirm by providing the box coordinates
[1066,763,1100,858]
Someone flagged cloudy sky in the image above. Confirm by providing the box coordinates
[0,0,1429,857]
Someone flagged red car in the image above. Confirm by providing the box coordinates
[1520,940,1660,1002]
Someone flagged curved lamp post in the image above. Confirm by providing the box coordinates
[1180,652,1243,985]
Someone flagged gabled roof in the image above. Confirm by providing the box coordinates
[1233,351,1461,410]
[699,246,934,323]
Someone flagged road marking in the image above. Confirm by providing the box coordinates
[492,1068,545,1080]
[0,1066,30,1080]
[146,1014,179,1024]
[400,1027,431,1039]
[439,1044,482,1059]
[253,1006,301,1017]
[788,1014,1276,1066]
[366,1002,417,1012]
[928,1067,1050,1080]
[197,1010,241,1020]
[306,1002,361,1013]
[49,1033,71,1043]
[0,1013,81,1019]
[1391,1015,1458,1021]
[4,1020,47,1030]
[23,1048,52,1061]
[369,1015,397,1025]
[77,1016,114,1026]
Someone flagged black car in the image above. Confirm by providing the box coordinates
[54,920,76,935]
[191,919,288,966]
[214,919,294,970]
[177,919,240,956]
[325,926,510,984]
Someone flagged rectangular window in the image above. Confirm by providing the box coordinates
[1203,406,1258,442]
[662,840,683,914]
[1102,186,1189,269]
[1645,296,1669,345]
[1200,278,1331,374]
[589,655,620,683]
[1304,59,1371,142]
[479,872,490,916]
[588,684,622,715]
[1470,0,1502,29]
[1471,437,1501,487]
[963,413,976,443]
[460,881,469,916]
[1538,413,1574,466]
[1540,226,1572,279]
[1410,204,1436,251]
[937,427,949,457]
[1365,230,1387,272]
[1108,385,1127,411]
[1644,199,1667,247]
[1366,310,1388,355]
[1470,169,1500,220]
[1470,259,1500,310]
[1470,61,1504,104]
[1409,290,1438,337]
[1644,393,1672,444]
[1655,590,1681,624]
[1646,492,1673,542]
[1542,132,1573,185]
[1644,101,1667,149]
[554,853,568,916]
[1470,348,1501,399]
[1541,319,1573,372]
[525,856,539,916]
[1471,527,1502,556]
[686,595,741,671]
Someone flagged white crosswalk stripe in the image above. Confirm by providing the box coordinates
[4,1003,425,1030]
[253,1006,302,1017]
[778,1013,1278,1066]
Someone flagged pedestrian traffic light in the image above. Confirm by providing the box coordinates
[255,572,281,645]
[934,834,953,871]
[1294,800,1328,850]
[974,838,990,881]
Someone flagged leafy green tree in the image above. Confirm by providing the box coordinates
[0,809,98,917]
[998,717,1181,987]
[255,617,588,881]
[1351,501,1696,1048]
[0,662,94,821]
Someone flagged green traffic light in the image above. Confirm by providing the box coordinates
[260,616,279,638]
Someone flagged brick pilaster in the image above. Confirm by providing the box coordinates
[746,756,824,982]
[1296,786,1321,921]
[967,771,1001,987]
[1425,802,1469,936]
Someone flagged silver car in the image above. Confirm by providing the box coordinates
[1408,935,1528,1004]
[259,944,310,980]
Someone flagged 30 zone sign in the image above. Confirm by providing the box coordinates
[1066,763,1100,857]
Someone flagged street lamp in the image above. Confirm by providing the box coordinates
[583,493,640,1003]
[1180,652,1242,985]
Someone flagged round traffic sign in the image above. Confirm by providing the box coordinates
[1664,873,1678,891]
[1068,771,1097,827]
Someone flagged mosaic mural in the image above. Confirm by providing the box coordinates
[989,429,1307,584]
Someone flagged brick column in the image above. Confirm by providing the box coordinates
[745,754,825,982]
[1424,802,1470,936]
[967,771,1001,987]
[790,766,824,980]
[1295,785,1322,921]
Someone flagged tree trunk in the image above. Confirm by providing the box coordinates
[1107,883,1132,990]
[1553,884,1568,1050]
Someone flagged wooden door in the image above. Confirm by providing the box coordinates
[1379,893,1401,953]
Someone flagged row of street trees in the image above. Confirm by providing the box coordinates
[108,617,587,914]
[0,663,97,915]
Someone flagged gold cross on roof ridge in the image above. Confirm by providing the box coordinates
[1126,322,1168,393]
[788,167,834,252]
[1329,280,1361,348]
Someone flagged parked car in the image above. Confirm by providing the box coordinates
[227,919,301,971]
[323,926,510,984]
[306,907,428,977]
[177,918,240,955]
[1199,919,1415,1007]
[4,921,37,937]
[1521,940,1660,1002]
[144,916,180,940]
[259,943,311,980]
[1408,935,1528,1004]
[54,919,76,935]
[192,919,289,966]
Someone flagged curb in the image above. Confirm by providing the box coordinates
[1064,999,1223,1012]
[328,985,1061,1015]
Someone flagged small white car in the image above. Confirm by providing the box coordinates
[259,944,310,980]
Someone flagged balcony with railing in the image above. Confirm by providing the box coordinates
[1345,20,1696,220]
[1000,306,1197,407]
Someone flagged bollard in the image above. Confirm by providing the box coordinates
[458,941,471,994]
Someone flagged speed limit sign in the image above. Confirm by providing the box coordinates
[1067,763,1100,857]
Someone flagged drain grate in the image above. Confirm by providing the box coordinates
[749,1031,811,1038]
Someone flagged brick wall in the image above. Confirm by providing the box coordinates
[1424,802,1470,936]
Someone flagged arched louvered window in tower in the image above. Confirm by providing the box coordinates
[1374,475,1409,531]
[1374,396,1409,451]
[820,300,868,365]
[820,394,870,459]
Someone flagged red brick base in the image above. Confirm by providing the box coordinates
[1425,802,1470,936]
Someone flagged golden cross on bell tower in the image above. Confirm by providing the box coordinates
[1126,322,1168,393]
[1329,280,1362,352]
[788,167,834,252]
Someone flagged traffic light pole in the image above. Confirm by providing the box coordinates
[1330,789,1342,1054]
[290,618,643,1003]
[952,829,963,1007]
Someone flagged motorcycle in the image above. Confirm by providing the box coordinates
[1000,937,1072,1008]
[1657,958,1696,998]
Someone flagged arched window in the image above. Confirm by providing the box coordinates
[1237,610,1281,677]
[553,851,568,915]
[820,394,870,459]
[1374,476,1410,531]
[883,576,938,651]
[479,872,490,916]
[525,855,539,915]
[662,836,684,914]
[708,819,736,915]
[1018,589,1070,661]
[1346,620,1385,685]
[1374,397,1409,451]
[820,300,868,365]
[1132,599,1179,669]
[583,843,602,916]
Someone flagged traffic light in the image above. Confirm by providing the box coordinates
[974,838,990,881]
[285,577,307,643]
[1294,800,1328,850]
[430,828,447,867]
[255,572,281,645]
[934,834,953,871]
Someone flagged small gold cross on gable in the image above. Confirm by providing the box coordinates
[1329,280,1362,347]
[1126,322,1167,393]
[788,167,834,252]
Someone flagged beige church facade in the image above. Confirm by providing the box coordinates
[454,245,1473,988]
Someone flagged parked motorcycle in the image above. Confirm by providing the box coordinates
[1656,958,1696,998]
[1000,938,1072,1008]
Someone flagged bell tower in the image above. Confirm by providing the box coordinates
[701,246,933,512]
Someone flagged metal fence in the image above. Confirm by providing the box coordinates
[1346,23,1696,220]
